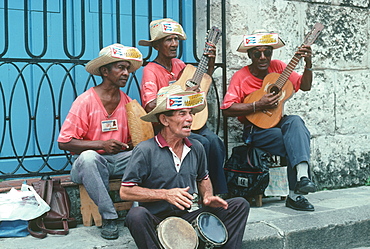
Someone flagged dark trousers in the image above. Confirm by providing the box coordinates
[244,115,311,190]
[125,197,249,249]
[190,125,228,194]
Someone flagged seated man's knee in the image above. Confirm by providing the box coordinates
[229,197,250,214]
[290,115,304,123]
[234,197,249,208]
[76,150,100,165]
[286,115,305,126]
[126,206,151,227]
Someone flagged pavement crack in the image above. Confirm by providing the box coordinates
[260,220,285,238]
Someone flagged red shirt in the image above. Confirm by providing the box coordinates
[221,60,302,110]
[58,87,132,154]
[140,58,186,108]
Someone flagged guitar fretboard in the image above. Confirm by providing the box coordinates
[275,54,301,89]
[191,46,211,86]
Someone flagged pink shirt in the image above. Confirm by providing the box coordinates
[58,87,132,154]
[221,60,302,109]
[140,58,186,108]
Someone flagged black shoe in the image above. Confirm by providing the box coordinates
[286,196,315,211]
[101,219,119,240]
[294,176,316,195]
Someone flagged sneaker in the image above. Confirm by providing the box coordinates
[101,219,119,240]
[294,176,316,195]
[286,196,315,211]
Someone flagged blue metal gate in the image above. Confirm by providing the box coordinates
[0,0,227,179]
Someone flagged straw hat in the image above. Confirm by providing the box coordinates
[85,43,143,76]
[138,18,187,47]
[141,85,206,123]
[237,29,285,53]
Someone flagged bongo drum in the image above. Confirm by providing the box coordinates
[157,217,198,249]
[192,212,228,248]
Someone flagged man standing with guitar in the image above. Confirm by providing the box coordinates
[139,18,228,195]
[222,29,318,211]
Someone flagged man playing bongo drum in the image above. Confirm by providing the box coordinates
[120,85,249,249]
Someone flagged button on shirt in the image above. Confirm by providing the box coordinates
[169,145,191,172]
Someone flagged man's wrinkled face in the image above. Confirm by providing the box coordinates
[248,46,273,71]
[154,35,179,59]
[162,109,193,138]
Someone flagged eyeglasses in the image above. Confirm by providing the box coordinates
[253,50,272,58]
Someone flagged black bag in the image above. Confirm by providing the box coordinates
[224,144,273,198]
[28,176,77,238]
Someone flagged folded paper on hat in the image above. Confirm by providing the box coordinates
[111,46,142,61]
[166,92,205,110]
[161,22,185,36]
[243,33,279,47]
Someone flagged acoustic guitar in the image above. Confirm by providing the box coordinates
[243,23,324,129]
[174,26,221,130]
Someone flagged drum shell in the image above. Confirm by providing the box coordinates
[157,217,198,249]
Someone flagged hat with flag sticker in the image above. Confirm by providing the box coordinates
[141,85,206,123]
[236,29,285,53]
[138,18,187,47]
[85,43,143,76]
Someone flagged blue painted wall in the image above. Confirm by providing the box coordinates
[0,0,199,177]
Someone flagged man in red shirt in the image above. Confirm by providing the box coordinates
[58,43,142,239]
[139,18,228,195]
[222,30,316,211]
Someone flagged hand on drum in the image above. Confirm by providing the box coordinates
[202,196,228,209]
[165,186,193,210]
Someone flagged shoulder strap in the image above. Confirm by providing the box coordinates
[37,218,69,236]
[27,218,47,239]
[45,180,54,205]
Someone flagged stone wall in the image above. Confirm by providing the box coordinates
[209,0,370,190]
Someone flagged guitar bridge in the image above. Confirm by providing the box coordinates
[186,80,197,88]
[262,110,273,117]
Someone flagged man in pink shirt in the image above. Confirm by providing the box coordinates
[139,18,228,195]
[222,30,317,211]
[58,43,143,239]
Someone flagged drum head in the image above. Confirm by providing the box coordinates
[197,213,227,245]
[157,217,198,249]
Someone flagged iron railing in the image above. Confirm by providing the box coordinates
[0,0,227,179]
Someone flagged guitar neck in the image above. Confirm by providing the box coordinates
[275,54,301,89]
[188,26,221,88]
[191,52,210,86]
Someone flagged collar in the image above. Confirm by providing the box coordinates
[155,133,192,148]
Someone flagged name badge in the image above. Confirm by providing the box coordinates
[101,119,118,132]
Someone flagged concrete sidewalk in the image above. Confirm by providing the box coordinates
[1,186,369,249]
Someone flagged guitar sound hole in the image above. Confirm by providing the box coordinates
[269,86,280,95]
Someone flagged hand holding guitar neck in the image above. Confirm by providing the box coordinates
[296,45,312,67]
[204,42,216,75]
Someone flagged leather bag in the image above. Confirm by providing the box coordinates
[224,144,273,198]
[28,176,77,238]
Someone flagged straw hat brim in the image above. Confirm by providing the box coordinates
[138,34,186,47]
[85,55,143,76]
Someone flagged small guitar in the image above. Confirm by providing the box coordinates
[174,26,222,130]
[243,23,324,129]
